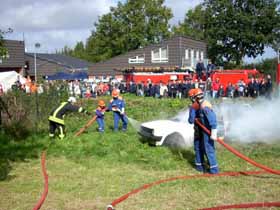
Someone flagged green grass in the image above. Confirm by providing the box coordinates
[0,95,279,210]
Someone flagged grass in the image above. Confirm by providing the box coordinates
[0,95,279,210]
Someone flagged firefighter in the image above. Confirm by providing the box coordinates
[95,100,106,132]
[48,97,90,139]
[108,89,128,131]
[188,88,219,174]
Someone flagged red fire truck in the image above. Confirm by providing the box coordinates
[123,67,263,87]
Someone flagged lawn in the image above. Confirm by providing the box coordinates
[0,95,279,210]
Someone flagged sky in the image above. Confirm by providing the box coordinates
[0,0,277,63]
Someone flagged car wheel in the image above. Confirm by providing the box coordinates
[162,132,186,148]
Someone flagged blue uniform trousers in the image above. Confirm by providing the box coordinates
[113,112,128,131]
[194,133,219,174]
[96,118,104,132]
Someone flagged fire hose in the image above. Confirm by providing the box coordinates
[194,119,280,176]
[32,151,48,210]
[74,115,97,137]
[200,201,280,210]
[106,120,280,210]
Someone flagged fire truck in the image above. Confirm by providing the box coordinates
[123,67,263,87]
[122,49,280,88]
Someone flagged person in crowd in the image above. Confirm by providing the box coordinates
[188,88,219,174]
[177,80,183,99]
[48,97,90,139]
[252,78,260,98]
[212,78,220,98]
[95,100,107,133]
[159,81,168,98]
[259,79,267,97]
[217,84,225,98]
[206,59,216,78]
[205,77,212,98]
[247,78,255,97]
[237,80,245,97]
[169,80,177,98]
[154,83,160,98]
[226,82,234,98]
[198,79,206,93]
[265,74,273,100]
[108,89,128,132]
[196,59,205,80]
[136,81,144,96]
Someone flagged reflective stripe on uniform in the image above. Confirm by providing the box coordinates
[210,164,218,168]
[195,162,202,166]
[58,126,65,139]
[49,133,55,137]
[48,116,65,125]
[78,107,83,113]
[48,102,68,125]
[53,102,67,117]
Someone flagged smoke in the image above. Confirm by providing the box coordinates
[129,97,280,145]
[217,98,280,143]
[171,98,280,144]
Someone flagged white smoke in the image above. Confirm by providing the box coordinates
[216,98,280,143]
[130,97,280,145]
[171,98,280,144]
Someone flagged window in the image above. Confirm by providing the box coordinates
[190,49,195,67]
[151,47,168,63]
[185,49,189,59]
[200,51,204,60]
[128,54,145,64]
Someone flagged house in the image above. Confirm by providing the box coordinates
[0,40,25,74]
[89,35,207,80]
[25,53,92,80]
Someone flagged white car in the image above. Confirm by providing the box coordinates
[138,109,226,148]
[139,119,194,148]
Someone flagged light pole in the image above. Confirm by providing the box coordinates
[34,43,40,133]
[34,43,41,82]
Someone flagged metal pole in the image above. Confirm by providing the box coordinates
[34,51,37,83]
[34,43,40,133]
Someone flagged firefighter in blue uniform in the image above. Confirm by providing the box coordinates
[95,100,106,132]
[108,89,128,131]
[188,88,219,174]
[48,97,89,139]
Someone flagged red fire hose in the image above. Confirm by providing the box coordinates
[107,171,269,209]
[106,120,280,210]
[200,201,280,210]
[194,119,280,175]
[32,151,48,210]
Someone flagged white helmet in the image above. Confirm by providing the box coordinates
[68,96,77,103]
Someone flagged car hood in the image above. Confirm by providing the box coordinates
[141,120,193,137]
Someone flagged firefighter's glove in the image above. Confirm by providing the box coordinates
[210,129,218,141]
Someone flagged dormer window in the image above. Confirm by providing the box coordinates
[128,54,145,64]
[151,47,168,63]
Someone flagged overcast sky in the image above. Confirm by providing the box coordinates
[1,0,276,62]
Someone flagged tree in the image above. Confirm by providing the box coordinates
[72,41,86,60]
[86,0,173,62]
[0,28,12,58]
[172,4,206,41]
[204,0,280,65]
